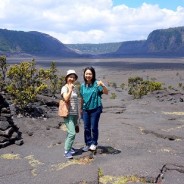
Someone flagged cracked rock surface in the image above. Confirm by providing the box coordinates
[0,57,184,184]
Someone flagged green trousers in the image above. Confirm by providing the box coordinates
[64,115,77,151]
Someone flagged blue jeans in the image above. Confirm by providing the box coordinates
[82,106,102,146]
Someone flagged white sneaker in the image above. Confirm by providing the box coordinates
[70,148,76,155]
[89,144,97,151]
[82,145,89,152]
[64,151,73,159]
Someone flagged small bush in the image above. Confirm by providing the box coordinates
[128,76,162,99]
[43,61,59,96]
[178,83,182,88]
[120,83,125,89]
[110,93,117,99]
[6,60,48,112]
[98,168,104,177]
[168,85,173,90]
[0,55,8,91]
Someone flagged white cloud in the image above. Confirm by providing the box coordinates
[0,0,184,43]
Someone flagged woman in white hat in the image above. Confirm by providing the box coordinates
[61,69,79,159]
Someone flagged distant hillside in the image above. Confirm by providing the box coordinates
[0,26,184,58]
[0,29,80,57]
[66,42,122,55]
[67,26,184,57]
[111,26,184,57]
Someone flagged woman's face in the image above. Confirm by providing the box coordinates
[67,74,76,83]
[84,69,93,83]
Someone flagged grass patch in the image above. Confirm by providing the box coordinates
[99,175,146,184]
[0,153,20,160]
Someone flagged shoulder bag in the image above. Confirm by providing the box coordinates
[58,99,69,117]
[58,85,70,117]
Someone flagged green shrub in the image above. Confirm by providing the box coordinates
[0,55,8,91]
[168,85,173,90]
[110,92,117,99]
[120,83,125,89]
[6,60,48,111]
[46,61,59,96]
[178,83,182,88]
[128,76,162,99]
[98,168,104,177]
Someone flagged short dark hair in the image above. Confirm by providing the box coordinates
[83,66,96,84]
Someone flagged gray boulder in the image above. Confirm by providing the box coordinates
[0,93,23,148]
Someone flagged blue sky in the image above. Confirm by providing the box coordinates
[113,0,184,10]
[0,0,184,44]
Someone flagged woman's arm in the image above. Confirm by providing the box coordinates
[102,85,108,95]
[97,80,108,95]
[62,84,74,102]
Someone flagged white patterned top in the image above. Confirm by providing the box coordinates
[61,86,78,116]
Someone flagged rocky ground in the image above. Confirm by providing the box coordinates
[0,57,184,184]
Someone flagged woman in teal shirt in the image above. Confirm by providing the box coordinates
[80,67,108,151]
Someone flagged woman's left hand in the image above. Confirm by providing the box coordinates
[97,80,108,95]
[97,80,105,87]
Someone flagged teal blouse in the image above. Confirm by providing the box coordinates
[80,80,103,110]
